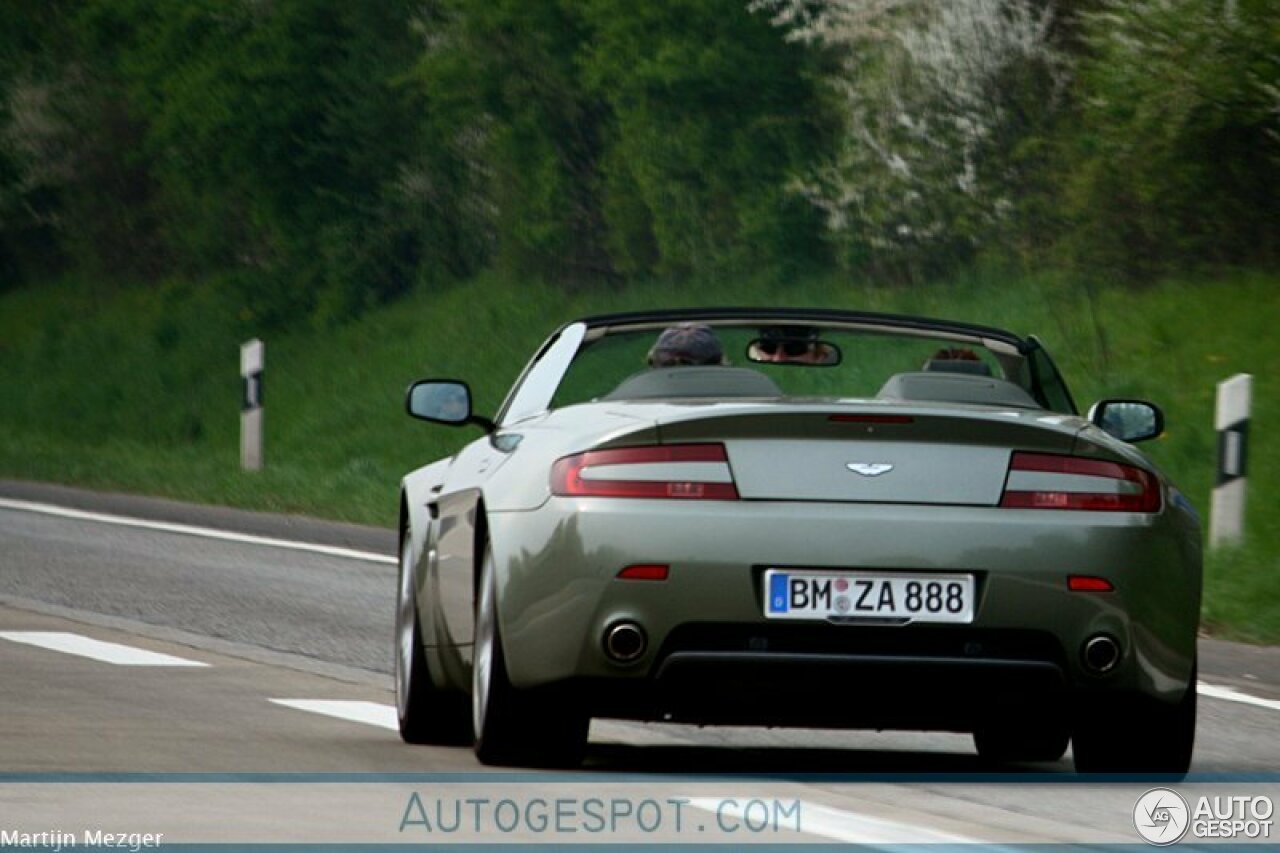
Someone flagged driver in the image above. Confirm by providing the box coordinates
[647,323,726,367]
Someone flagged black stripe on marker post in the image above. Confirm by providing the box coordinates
[1216,419,1249,486]
[243,371,263,412]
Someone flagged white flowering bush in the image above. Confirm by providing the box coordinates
[753,0,1068,277]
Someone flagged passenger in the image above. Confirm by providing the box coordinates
[926,347,982,365]
[647,323,726,367]
[922,346,991,375]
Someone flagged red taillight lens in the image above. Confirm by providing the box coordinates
[1068,575,1115,592]
[550,444,739,500]
[1000,452,1161,512]
[617,564,670,581]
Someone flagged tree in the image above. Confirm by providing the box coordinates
[0,0,163,284]
[754,0,1069,280]
[581,0,829,277]
[1062,0,1280,276]
[411,0,611,283]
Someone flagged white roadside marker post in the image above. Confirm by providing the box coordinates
[1210,373,1251,549]
[241,339,264,471]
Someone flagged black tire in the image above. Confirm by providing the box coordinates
[472,543,588,768]
[395,527,471,745]
[1072,666,1196,775]
[974,723,1070,764]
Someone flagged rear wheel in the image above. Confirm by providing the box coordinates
[395,527,471,745]
[1072,666,1196,775]
[472,542,587,767]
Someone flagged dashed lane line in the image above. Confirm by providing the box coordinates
[0,631,208,666]
[268,698,399,731]
[1197,681,1280,712]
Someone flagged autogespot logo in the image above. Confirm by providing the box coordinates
[1134,788,1191,846]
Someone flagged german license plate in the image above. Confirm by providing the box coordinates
[764,570,975,624]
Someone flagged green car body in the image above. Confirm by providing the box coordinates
[395,308,1201,772]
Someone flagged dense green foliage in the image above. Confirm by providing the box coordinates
[3,1,1275,304]
[577,0,829,278]
[1061,0,1280,276]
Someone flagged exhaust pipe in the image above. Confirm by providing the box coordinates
[1082,634,1121,673]
[604,621,646,663]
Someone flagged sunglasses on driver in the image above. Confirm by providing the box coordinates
[758,339,815,357]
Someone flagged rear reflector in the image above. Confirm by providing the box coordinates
[551,444,739,500]
[617,564,670,581]
[1001,452,1160,512]
[1068,575,1115,592]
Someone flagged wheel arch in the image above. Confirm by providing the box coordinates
[473,497,490,612]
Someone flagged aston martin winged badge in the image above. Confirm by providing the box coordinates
[846,462,894,477]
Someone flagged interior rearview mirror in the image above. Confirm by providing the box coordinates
[746,337,841,366]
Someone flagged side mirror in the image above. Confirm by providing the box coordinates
[1088,399,1164,443]
[406,380,492,431]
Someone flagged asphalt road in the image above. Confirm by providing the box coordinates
[1,479,1278,846]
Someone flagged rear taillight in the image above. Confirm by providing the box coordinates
[550,444,739,500]
[1000,452,1161,512]
[1068,575,1115,592]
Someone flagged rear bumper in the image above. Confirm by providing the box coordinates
[485,496,1200,719]
[586,623,1067,729]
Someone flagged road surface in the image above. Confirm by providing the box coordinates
[2,480,1277,846]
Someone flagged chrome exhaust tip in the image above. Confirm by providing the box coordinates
[604,622,646,663]
[1082,634,1121,673]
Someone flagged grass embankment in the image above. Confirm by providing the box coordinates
[1,271,1275,641]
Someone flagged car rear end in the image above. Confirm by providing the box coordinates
[488,402,1200,736]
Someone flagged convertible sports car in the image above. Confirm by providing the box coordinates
[395,308,1201,772]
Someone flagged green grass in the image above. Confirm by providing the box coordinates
[2,269,1276,642]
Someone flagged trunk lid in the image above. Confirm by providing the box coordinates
[636,401,1087,506]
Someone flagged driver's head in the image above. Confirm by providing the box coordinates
[647,323,726,367]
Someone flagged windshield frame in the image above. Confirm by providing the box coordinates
[498,308,1077,421]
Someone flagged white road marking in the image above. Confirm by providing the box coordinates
[269,699,399,731]
[0,631,208,666]
[687,797,978,844]
[0,497,395,565]
[1199,680,1280,712]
